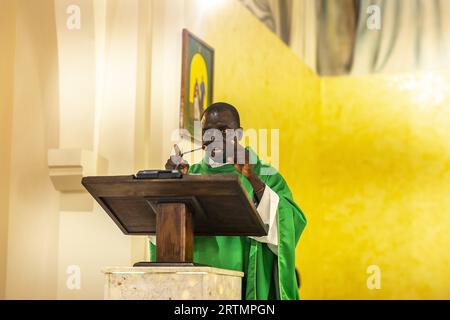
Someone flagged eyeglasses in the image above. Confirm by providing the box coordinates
[202,127,242,136]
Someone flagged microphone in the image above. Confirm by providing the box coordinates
[180,138,214,157]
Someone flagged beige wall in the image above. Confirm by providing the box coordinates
[56,0,152,299]
[1,0,155,299]
[5,0,61,299]
[0,0,16,300]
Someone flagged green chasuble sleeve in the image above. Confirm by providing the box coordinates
[150,147,307,300]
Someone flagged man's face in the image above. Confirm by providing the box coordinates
[201,109,242,163]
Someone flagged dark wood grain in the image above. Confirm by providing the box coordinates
[81,174,268,236]
[82,174,268,264]
[156,203,193,263]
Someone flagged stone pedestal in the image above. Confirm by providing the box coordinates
[102,266,244,300]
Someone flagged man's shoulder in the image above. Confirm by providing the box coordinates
[253,158,290,192]
[254,159,280,180]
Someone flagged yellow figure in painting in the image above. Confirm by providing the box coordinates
[189,53,209,121]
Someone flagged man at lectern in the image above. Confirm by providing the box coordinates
[157,102,307,300]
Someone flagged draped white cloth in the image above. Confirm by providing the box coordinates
[240,0,450,75]
[351,0,450,75]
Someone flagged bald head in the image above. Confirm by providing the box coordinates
[201,102,241,128]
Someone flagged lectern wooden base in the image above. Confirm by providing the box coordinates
[102,266,244,300]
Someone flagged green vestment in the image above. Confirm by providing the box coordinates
[150,148,307,300]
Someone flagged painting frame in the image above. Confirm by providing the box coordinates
[180,29,215,142]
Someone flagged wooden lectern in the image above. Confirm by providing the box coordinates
[81,174,268,266]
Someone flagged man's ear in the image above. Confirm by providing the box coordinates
[236,127,244,141]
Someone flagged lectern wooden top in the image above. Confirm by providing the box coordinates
[81,174,268,237]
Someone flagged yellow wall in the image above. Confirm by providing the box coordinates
[299,74,450,299]
[196,1,322,214]
[196,2,450,299]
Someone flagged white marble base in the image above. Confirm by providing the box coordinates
[102,266,244,300]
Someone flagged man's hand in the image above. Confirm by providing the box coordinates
[232,145,254,177]
[165,144,189,175]
[232,144,265,202]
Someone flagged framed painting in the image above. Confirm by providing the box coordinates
[180,29,214,141]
